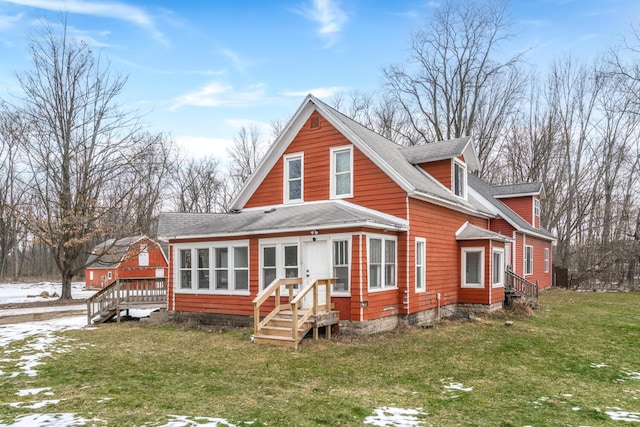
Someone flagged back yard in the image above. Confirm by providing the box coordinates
[1,289,639,426]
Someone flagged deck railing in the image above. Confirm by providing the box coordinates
[289,278,334,341]
[86,277,167,325]
[505,266,538,304]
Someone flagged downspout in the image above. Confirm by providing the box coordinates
[512,231,517,274]
[359,232,364,322]
[405,195,410,315]
[170,244,175,312]
[489,240,493,305]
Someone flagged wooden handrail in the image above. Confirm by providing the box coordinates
[505,266,538,304]
[290,278,335,341]
[253,278,302,336]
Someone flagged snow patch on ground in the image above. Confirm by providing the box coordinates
[591,362,608,368]
[0,316,89,377]
[606,407,640,422]
[0,413,106,426]
[0,282,95,304]
[618,371,640,382]
[364,407,427,427]
[9,399,61,409]
[154,415,255,426]
[16,387,52,396]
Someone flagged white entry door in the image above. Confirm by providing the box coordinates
[302,239,330,309]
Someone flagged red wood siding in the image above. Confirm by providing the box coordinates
[489,218,515,237]
[523,234,553,289]
[419,159,452,191]
[500,196,535,227]
[457,240,491,305]
[406,198,491,313]
[245,112,407,219]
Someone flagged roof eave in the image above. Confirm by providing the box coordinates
[409,191,494,219]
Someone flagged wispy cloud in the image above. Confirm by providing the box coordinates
[295,0,347,47]
[282,86,344,99]
[0,0,167,45]
[427,1,441,8]
[0,13,24,31]
[221,48,251,74]
[170,81,268,110]
[174,135,234,160]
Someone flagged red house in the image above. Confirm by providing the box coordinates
[158,95,554,343]
[85,236,168,290]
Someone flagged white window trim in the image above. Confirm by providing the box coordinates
[284,153,304,204]
[330,145,353,199]
[534,198,540,218]
[138,247,149,266]
[452,158,467,200]
[524,245,533,276]
[331,236,352,296]
[107,271,112,280]
[461,247,484,288]
[492,248,504,288]
[544,247,549,273]
[174,241,250,295]
[367,234,398,292]
[415,237,426,293]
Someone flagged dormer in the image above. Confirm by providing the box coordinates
[399,136,479,201]
[487,182,545,229]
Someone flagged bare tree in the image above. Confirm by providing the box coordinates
[12,20,147,298]
[383,0,525,174]
[172,156,224,213]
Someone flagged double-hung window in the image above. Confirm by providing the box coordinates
[524,245,533,276]
[284,154,303,203]
[416,238,426,291]
[214,247,228,290]
[462,247,484,288]
[179,249,192,289]
[331,146,353,198]
[198,248,210,290]
[534,198,541,218]
[544,248,549,273]
[453,159,466,199]
[492,249,504,287]
[234,247,249,291]
[333,240,350,293]
[369,236,397,290]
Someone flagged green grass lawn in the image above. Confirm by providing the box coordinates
[1,289,640,426]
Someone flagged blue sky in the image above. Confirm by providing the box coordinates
[0,0,638,162]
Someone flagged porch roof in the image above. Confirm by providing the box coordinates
[456,222,512,242]
[158,201,408,239]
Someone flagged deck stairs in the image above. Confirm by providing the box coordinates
[253,277,339,350]
[87,277,167,325]
[505,266,539,308]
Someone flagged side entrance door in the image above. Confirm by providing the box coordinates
[302,239,330,309]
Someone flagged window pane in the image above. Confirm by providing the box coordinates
[284,245,298,266]
[370,239,381,263]
[198,249,209,268]
[215,270,228,289]
[285,268,298,278]
[466,251,481,284]
[263,247,276,267]
[215,248,228,268]
[336,173,350,195]
[493,252,502,284]
[289,179,301,200]
[234,247,248,268]
[370,265,381,288]
[198,270,210,289]
[385,264,396,287]
[416,266,423,289]
[180,250,191,268]
[263,268,276,288]
[180,270,191,289]
[335,151,350,173]
[334,266,349,292]
[385,240,396,263]
[288,158,301,179]
[235,270,248,290]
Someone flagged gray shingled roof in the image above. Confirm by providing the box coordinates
[157,201,408,239]
[468,174,555,240]
[314,99,492,217]
[398,136,473,165]
[487,182,543,198]
[86,235,144,268]
[456,222,511,242]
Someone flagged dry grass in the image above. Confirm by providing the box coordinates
[1,289,639,426]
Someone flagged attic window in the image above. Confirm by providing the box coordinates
[453,159,467,199]
[310,116,320,129]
